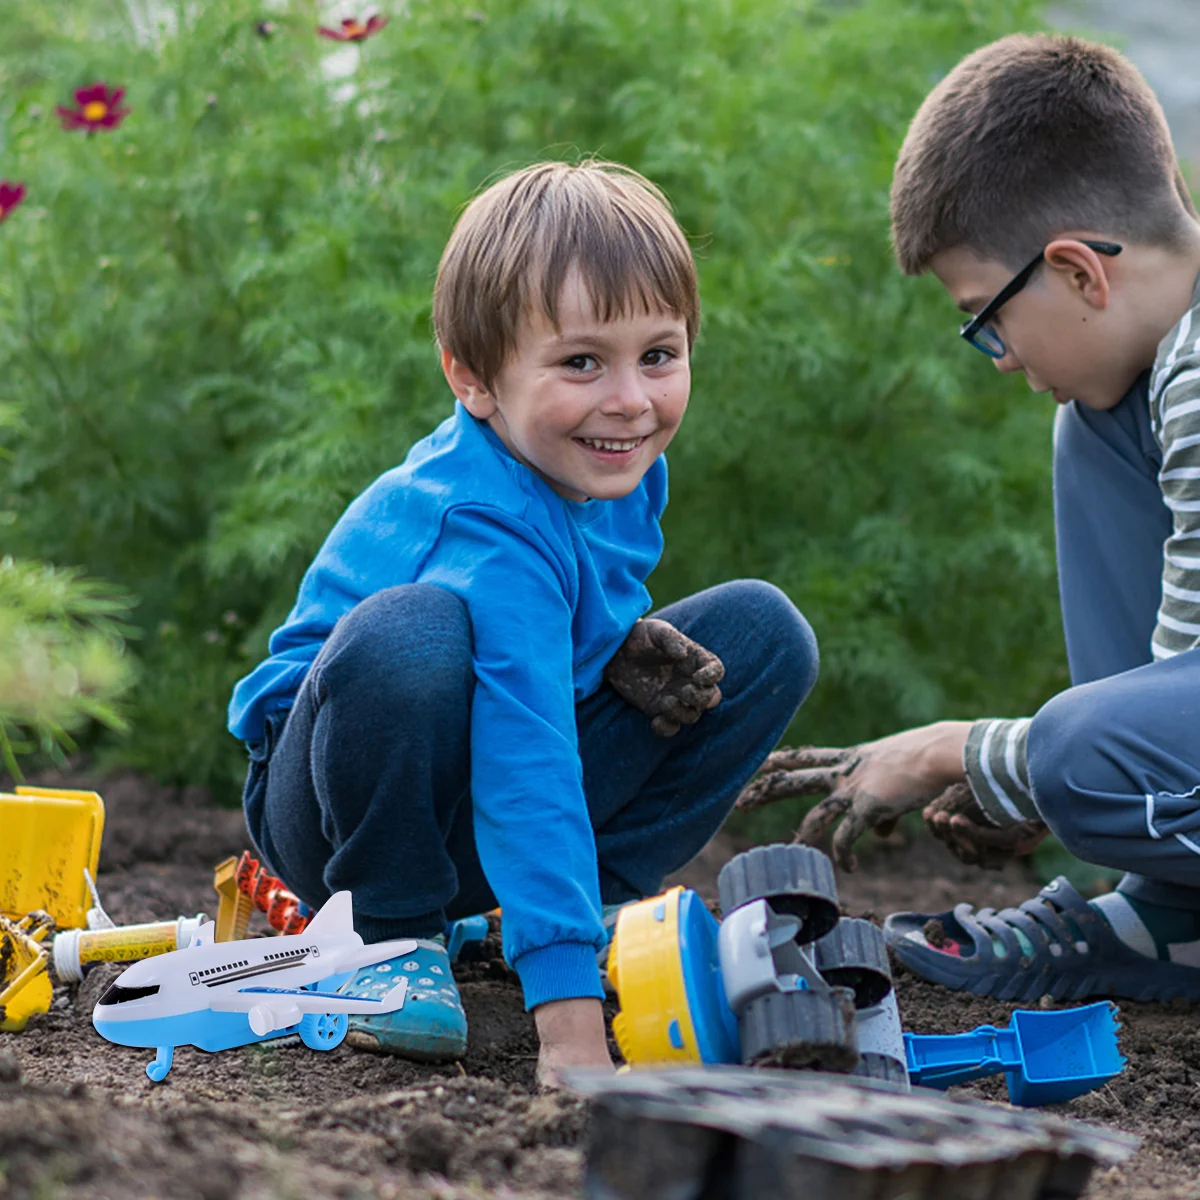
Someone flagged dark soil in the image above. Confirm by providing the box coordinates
[3,766,1199,1199]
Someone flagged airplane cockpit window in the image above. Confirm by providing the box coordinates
[98,982,161,1005]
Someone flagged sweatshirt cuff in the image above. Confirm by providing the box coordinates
[963,718,1038,826]
[512,941,605,1011]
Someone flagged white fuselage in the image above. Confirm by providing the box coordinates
[93,934,335,1024]
[92,890,416,1042]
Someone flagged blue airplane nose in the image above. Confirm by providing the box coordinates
[92,1014,149,1047]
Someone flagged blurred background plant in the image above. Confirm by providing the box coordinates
[0,398,134,775]
[0,0,1095,867]
[0,556,135,778]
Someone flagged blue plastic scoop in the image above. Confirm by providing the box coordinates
[903,1001,1125,1106]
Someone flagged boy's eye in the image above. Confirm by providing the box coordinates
[642,347,677,368]
[562,354,597,371]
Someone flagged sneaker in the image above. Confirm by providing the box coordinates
[883,876,1200,1005]
[344,938,467,1061]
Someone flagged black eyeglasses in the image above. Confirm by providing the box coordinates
[959,240,1123,358]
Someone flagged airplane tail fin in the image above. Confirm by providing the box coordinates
[303,890,357,939]
[189,920,217,948]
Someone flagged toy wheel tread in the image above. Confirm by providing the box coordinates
[814,918,893,1008]
[569,1067,1136,1200]
[718,845,839,942]
[739,986,858,1072]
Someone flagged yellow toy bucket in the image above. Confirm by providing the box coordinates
[0,786,105,930]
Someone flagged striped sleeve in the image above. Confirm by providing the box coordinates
[1151,295,1200,660]
[963,718,1038,826]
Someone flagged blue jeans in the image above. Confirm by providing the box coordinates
[1029,373,1200,905]
[242,579,818,943]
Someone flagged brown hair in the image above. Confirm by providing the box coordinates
[433,160,699,391]
[890,34,1197,275]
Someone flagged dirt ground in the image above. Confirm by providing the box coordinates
[3,767,1200,1199]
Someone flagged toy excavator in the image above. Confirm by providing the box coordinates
[1,786,105,1030]
[608,844,1126,1106]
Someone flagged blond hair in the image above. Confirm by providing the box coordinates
[891,34,1197,274]
[433,160,699,390]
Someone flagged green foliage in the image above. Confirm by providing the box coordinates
[0,390,134,775]
[1032,837,1123,897]
[0,0,1066,803]
[0,555,134,776]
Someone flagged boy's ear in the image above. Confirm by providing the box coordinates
[1043,240,1113,311]
[441,348,497,419]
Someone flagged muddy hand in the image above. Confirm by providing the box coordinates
[604,618,724,737]
[736,722,972,872]
[736,747,861,812]
[737,745,898,871]
[924,782,1049,870]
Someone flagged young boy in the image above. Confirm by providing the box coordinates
[228,161,818,1083]
[740,34,1200,1004]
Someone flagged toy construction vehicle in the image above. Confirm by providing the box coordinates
[609,844,1126,1106]
[1,786,106,1030]
[213,850,489,958]
[610,843,906,1084]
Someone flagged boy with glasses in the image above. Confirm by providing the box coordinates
[740,34,1200,1004]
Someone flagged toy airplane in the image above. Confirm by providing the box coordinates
[92,890,417,1081]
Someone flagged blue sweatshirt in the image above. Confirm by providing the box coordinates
[228,403,666,1006]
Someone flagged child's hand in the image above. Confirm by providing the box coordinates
[923,782,1048,869]
[604,618,724,737]
[735,722,972,871]
[533,997,615,1091]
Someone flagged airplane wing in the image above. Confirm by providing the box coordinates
[327,937,419,976]
[210,980,408,1035]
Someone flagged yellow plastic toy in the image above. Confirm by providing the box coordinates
[608,886,738,1067]
[0,911,54,1032]
[212,856,255,942]
[0,786,105,930]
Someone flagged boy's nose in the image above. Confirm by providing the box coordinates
[601,370,653,417]
[993,350,1023,375]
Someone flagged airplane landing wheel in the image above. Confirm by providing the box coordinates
[299,1011,348,1051]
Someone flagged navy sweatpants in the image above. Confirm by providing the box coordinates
[242,579,817,944]
[1028,372,1200,906]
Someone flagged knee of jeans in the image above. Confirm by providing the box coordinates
[321,584,473,706]
[1028,688,1107,853]
[726,578,819,703]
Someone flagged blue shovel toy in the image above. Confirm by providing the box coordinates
[904,1001,1125,1106]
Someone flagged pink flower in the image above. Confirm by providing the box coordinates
[56,84,131,133]
[318,14,388,41]
[0,181,26,223]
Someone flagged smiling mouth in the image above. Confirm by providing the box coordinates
[575,436,647,452]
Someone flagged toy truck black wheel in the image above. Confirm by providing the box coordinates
[814,918,893,1009]
[299,1011,349,1051]
[738,986,858,1072]
[717,844,839,943]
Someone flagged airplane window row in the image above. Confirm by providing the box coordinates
[198,960,248,977]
